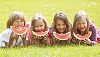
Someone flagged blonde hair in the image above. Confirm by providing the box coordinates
[30,13,48,32]
[72,10,89,35]
[6,11,26,28]
[53,12,71,33]
[74,10,88,20]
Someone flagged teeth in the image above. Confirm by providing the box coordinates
[80,28,84,30]
[17,26,22,29]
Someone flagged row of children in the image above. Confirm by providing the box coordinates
[0,10,99,48]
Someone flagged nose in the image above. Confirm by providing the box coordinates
[38,27,41,31]
[60,25,63,29]
[38,27,41,29]
[80,24,84,28]
[18,21,22,26]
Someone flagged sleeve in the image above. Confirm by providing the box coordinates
[96,29,100,43]
[89,26,97,45]
[0,29,12,43]
[25,22,31,28]
[47,24,53,43]
[27,29,32,40]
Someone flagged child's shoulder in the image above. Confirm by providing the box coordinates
[1,28,12,35]
[89,24,96,30]
[0,28,12,39]
[49,23,53,28]
[48,23,53,33]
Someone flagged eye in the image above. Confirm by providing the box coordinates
[35,26,38,28]
[63,24,65,26]
[15,20,18,22]
[78,23,81,25]
[57,24,60,26]
[20,20,23,22]
[83,22,86,24]
[40,25,43,27]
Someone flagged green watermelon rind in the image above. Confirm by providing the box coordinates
[53,32,71,40]
[73,31,92,40]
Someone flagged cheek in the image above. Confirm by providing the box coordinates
[85,24,88,27]
[77,25,80,28]
[22,22,24,25]
[56,25,59,30]
[12,22,17,26]
[34,27,38,31]
[63,25,66,29]
[41,26,45,30]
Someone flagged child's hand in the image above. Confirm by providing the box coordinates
[44,37,47,40]
[21,34,26,39]
[10,32,19,39]
[84,39,91,44]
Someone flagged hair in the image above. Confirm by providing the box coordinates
[30,13,48,32]
[72,10,89,35]
[6,11,26,28]
[53,12,71,33]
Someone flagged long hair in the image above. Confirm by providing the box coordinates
[53,12,71,33]
[6,11,25,28]
[30,13,48,32]
[72,10,89,35]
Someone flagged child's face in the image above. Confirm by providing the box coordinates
[34,19,45,32]
[12,19,24,29]
[77,18,87,32]
[56,19,66,33]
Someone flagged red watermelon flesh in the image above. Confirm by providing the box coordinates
[73,31,92,40]
[10,26,27,35]
[53,32,71,40]
[32,30,48,36]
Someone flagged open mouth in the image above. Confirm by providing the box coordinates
[16,26,23,29]
[37,30,44,32]
[79,27,85,31]
[58,29,64,32]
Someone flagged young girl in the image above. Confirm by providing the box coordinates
[71,10,97,46]
[51,12,72,45]
[0,11,27,48]
[28,13,50,45]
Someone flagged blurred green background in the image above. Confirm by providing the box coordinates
[0,0,100,33]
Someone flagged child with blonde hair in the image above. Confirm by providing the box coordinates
[0,11,27,48]
[27,13,50,45]
[71,10,97,45]
[50,12,72,45]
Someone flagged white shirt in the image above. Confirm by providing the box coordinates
[0,28,23,47]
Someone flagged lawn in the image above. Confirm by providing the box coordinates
[0,0,100,57]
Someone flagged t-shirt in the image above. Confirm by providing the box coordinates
[0,28,23,47]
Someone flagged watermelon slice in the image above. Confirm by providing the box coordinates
[53,32,71,40]
[10,26,27,35]
[73,31,92,40]
[32,29,49,36]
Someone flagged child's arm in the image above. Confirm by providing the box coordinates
[0,29,12,47]
[88,25,97,45]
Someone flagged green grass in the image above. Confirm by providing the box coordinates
[0,0,100,57]
[0,44,100,57]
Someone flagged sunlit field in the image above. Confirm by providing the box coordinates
[0,0,100,57]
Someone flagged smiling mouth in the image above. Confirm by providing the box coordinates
[37,30,44,32]
[16,26,23,29]
[59,29,64,31]
[79,28,85,31]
